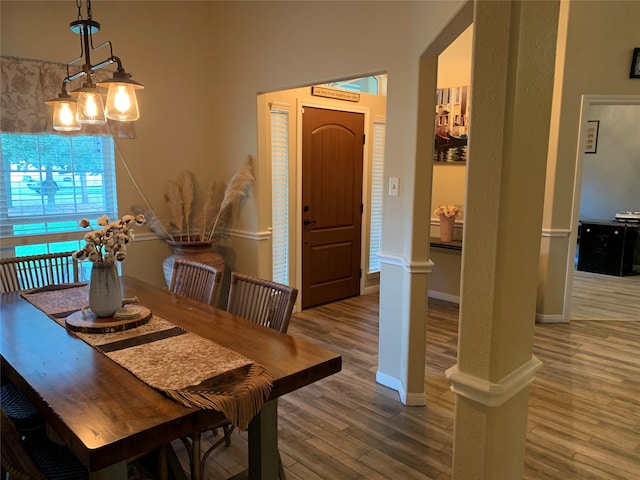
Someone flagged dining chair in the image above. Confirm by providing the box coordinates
[0,251,79,293]
[226,272,298,334]
[185,272,298,480]
[0,382,43,438]
[168,257,224,307]
[1,406,88,480]
[169,258,228,477]
[0,251,79,441]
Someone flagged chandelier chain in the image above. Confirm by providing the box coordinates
[75,0,92,21]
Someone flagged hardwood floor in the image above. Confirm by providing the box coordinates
[571,270,640,321]
[171,294,640,479]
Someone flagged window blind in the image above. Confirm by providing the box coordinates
[270,104,290,285]
[368,118,386,274]
[0,132,118,254]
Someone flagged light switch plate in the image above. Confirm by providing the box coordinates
[389,177,399,196]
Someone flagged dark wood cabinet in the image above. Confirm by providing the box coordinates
[577,221,640,276]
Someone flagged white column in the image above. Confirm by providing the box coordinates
[377,55,438,405]
[447,1,559,478]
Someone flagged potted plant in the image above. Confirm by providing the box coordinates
[133,159,255,285]
[73,213,145,317]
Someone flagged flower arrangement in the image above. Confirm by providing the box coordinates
[73,214,146,264]
[133,159,255,243]
[433,204,462,218]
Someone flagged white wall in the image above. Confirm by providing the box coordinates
[579,104,640,221]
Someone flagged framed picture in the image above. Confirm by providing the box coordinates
[631,48,640,79]
[434,85,469,163]
[585,120,599,154]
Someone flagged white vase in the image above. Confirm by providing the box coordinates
[89,262,122,317]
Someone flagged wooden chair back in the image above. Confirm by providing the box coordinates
[169,258,223,306]
[227,272,298,333]
[0,251,79,293]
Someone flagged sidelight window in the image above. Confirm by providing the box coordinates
[368,117,386,274]
[270,105,290,285]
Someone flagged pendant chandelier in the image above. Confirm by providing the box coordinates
[46,0,143,132]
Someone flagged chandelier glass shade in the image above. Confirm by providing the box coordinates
[72,85,106,124]
[48,90,81,132]
[53,99,82,132]
[46,0,143,132]
[98,73,143,121]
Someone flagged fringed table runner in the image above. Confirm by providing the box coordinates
[21,284,273,431]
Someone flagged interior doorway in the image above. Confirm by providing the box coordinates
[567,95,640,320]
[258,77,387,310]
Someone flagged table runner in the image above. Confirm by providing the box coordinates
[21,284,273,431]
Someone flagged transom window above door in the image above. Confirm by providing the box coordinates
[322,75,387,96]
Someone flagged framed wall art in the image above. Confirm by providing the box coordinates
[434,85,469,163]
[630,48,640,79]
[584,120,599,154]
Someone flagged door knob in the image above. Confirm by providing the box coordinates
[303,219,316,226]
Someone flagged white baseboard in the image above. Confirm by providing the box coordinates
[428,290,460,304]
[364,285,380,295]
[403,391,427,406]
[535,312,569,323]
[375,371,426,406]
[375,370,401,393]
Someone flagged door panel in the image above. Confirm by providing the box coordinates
[302,107,364,308]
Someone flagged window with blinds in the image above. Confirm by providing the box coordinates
[270,105,290,285]
[368,118,386,274]
[0,133,117,257]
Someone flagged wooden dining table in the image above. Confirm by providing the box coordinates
[0,275,342,480]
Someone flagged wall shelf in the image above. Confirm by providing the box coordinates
[430,237,462,251]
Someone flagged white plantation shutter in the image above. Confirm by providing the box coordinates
[270,103,290,284]
[368,117,386,274]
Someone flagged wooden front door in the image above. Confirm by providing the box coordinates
[301,107,364,309]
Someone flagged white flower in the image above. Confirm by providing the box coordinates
[84,231,98,243]
[433,204,462,218]
[74,213,145,264]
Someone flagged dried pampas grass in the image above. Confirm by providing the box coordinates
[199,180,225,241]
[206,160,255,241]
[132,205,172,240]
[178,171,195,241]
[165,180,184,237]
[135,157,255,243]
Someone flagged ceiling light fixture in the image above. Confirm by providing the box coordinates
[46,0,143,132]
